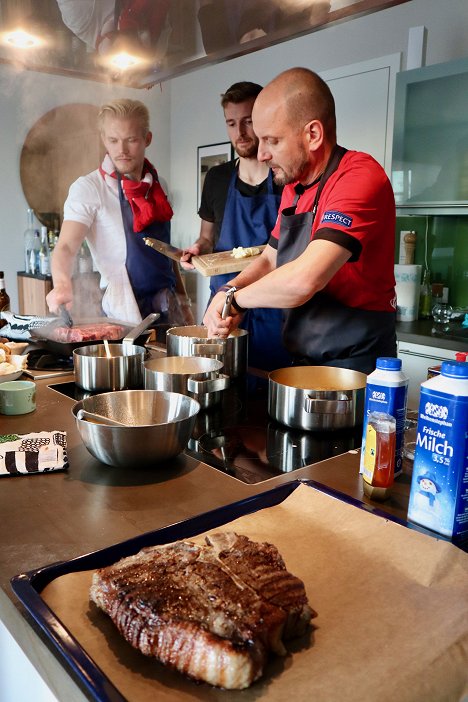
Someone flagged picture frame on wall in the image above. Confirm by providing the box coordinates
[197,142,234,210]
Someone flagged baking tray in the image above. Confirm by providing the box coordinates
[9,479,459,702]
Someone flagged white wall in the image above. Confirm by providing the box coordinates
[1,0,468,312]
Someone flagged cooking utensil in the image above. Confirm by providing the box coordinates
[166,325,248,378]
[58,305,74,328]
[30,314,157,358]
[144,237,266,277]
[268,366,367,431]
[144,356,229,409]
[76,408,128,427]
[72,390,200,467]
[73,314,158,392]
[103,339,111,358]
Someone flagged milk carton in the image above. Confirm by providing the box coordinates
[360,357,409,478]
[407,360,468,538]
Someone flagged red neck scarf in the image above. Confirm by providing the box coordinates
[100,157,173,233]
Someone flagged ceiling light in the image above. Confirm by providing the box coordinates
[109,52,141,70]
[3,29,42,49]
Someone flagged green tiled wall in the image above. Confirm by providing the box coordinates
[395,215,468,308]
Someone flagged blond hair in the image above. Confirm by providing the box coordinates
[98,99,150,136]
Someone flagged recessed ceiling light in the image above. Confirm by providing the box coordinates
[4,29,42,49]
[109,52,141,70]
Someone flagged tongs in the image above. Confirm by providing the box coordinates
[59,305,74,328]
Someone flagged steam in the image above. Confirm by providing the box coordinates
[71,272,104,319]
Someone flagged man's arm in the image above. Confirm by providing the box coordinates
[203,238,351,337]
[180,219,215,269]
[46,220,88,313]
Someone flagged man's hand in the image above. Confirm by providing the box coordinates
[180,244,201,270]
[46,283,73,315]
[203,291,243,338]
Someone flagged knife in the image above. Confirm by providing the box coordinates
[144,237,184,262]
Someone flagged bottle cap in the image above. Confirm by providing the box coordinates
[440,360,468,379]
[455,352,468,362]
[376,357,402,371]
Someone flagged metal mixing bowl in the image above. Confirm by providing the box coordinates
[72,390,200,467]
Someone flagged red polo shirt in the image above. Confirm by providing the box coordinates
[270,150,396,312]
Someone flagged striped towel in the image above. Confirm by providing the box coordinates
[0,312,54,340]
[0,431,68,476]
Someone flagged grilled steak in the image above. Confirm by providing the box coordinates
[51,323,125,343]
[90,533,315,690]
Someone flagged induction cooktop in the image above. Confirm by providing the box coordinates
[49,375,363,484]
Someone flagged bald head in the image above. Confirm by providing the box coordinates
[255,67,336,142]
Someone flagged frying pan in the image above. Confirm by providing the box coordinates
[30,314,158,357]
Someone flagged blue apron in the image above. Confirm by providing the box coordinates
[118,168,175,319]
[210,168,292,371]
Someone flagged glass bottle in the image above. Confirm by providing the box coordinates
[29,230,41,275]
[419,267,432,319]
[39,225,50,276]
[23,208,35,274]
[0,271,10,313]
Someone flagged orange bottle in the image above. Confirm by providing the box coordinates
[362,411,396,500]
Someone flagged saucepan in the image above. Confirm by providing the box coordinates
[166,325,248,378]
[72,389,200,467]
[144,356,229,409]
[73,314,158,391]
[268,366,367,431]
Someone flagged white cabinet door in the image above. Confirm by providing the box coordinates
[397,341,457,409]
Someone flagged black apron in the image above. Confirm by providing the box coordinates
[118,167,175,319]
[276,145,396,375]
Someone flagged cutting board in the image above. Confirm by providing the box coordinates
[191,246,266,277]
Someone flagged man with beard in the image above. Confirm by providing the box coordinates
[181,81,291,370]
[203,68,397,375]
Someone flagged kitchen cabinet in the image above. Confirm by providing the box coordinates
[397,340,459,408]
[17,272,52,316]
[392,56,468,214]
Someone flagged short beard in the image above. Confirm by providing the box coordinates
[271,155,310,186]
[235,141,258,159]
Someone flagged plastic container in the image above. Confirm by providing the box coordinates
[359,357,409,480]
[426,351,467,379]
[408,360,468,538]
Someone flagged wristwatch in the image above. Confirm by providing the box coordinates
[221,286,246,318]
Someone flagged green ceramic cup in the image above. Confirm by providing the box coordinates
[0,380,36,415]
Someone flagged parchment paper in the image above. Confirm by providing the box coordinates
[42,484,468,701]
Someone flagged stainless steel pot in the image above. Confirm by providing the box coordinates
[166,325,248,378]
[72,390,200,467]
[73,314,157,391]
[268,366,367,431]
[144,356,229,409]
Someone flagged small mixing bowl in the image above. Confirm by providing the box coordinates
[72,390,200,467]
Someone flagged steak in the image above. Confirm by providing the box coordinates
[90,532,315,690]
[51,322,125,343]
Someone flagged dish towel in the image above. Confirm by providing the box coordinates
[0,431,68,476]
[0,312,53,341]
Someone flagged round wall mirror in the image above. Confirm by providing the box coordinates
[20,103,105,229]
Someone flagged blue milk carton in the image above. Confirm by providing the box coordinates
[407,360,468,538]
[360,357,409,478]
